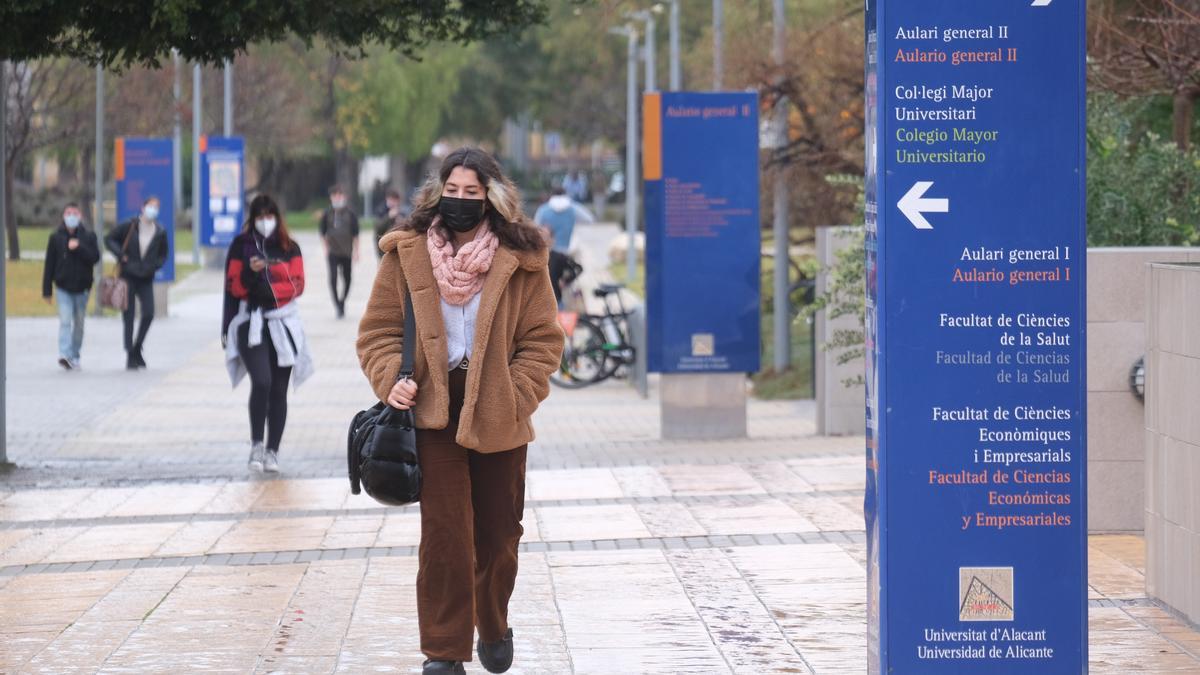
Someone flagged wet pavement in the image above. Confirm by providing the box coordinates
[4,225,1199,673]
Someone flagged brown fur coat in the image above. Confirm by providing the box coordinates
[357,229,563,452]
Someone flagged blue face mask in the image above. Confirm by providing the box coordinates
[64,214,81,229]
[142,205,159,221]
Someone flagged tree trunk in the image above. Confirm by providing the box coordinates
[4,165,18,260]
[1173,89,1194,151]
[335,148,355,193]
[388,155,409,196]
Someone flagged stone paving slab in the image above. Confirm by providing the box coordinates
[4,225,1199,673]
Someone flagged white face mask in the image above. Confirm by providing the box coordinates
[331,198,346,210]
[142,205,159,221]
[255,217,277,238]
[63,214,81,229]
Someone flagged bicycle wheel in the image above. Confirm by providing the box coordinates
[550,316,611,388]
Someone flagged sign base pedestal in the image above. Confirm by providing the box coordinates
[660,373,747,440]
[153,282,169,319]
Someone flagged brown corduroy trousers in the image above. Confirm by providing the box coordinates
[415,366,527,662]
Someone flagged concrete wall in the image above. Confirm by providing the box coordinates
[1144,263,1200,625]
[1087,248,1200,532]
[815,226,865,436]
[808,245,1199,530]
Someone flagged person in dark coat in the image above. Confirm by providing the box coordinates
[105,195,169,370]
[373,188,409,259]
[318,184,360,318]
[42,202,101,369]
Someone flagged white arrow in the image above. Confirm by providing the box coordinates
[898,181,949,230]
[1031,0,1052,6]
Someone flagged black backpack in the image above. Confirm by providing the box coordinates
[347,290,421,506]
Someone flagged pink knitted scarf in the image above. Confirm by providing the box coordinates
[426,221,499,306]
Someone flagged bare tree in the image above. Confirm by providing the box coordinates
[3,59,93,259]
[1091,0,1200,150]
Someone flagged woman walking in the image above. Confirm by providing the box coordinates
[357,148,562,674]
[105,196,169,369]
[223,194,313,474]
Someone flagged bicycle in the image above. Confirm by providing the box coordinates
[551,283,637,389]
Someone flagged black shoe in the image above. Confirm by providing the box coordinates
[336,302,346,319]
[133,347,147,369]
[58,357,72,371]
[126,352,138,371]
[477,628,514,673]
[422,661,465,674]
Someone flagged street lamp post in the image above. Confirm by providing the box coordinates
[628,6,662,93]
[1,62,7,464]
[713,0,724,90]
[173,50,183,231]
[610,24,640,285]
[192,64,202,265]
[93,64,106,317]
[223,59,233,136]
[772,0,791,372]
[669,0,681,90]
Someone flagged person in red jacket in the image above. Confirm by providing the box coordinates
[223,194,312,473]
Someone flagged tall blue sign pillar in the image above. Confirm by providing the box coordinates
[643,92,761,439]
[199,136,245,264]
[865,1,1087,673]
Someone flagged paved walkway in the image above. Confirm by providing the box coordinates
[3,225,1199,673]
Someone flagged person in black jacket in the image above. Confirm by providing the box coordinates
[318,184,359,318]
[42,203,101,370]
[105,195,169,370]
[373,188,409,259]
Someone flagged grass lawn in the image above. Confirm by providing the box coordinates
[752,313,815,399]
[285,210,322,232]
[17,227,195,260]
[6,259,202,318]
[608,258,814,399]
[607,259,646,298]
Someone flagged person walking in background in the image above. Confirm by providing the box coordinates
[319,184,360,318]
[533,186,594,254]
[358,147,563,675]
[223,194,313,474]
[561,170,588,204]
[373,188,408,259]
[105,196,169,370]
[42,202,100,370]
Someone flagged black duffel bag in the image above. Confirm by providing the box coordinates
[348,289,421,506]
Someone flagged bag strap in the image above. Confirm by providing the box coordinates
[399,288,416,380]
[112,219,137,277]
[120,219,136,252]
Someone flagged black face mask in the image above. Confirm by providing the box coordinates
[438,196,486,233]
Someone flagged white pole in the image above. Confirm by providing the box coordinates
[644,15,657,93]
[669,0,681,90]
[223,59,233,136]
[1,62,7,464]
[172,50,182,224]
[92,64,105,317]
[772,0,791,371]
[625,26,640,284]
[192,64,202,264]
[713,0,724,90]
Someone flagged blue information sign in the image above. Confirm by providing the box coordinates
[115,137,175,283]
[199,136,245,249]
[643,92,761,373]
[865,1,1087,673]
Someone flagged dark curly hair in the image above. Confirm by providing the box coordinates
[402,147,546,252]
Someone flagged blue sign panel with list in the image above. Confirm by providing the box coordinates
[115,137,175,283]
[199,136,245,249]
[643,91,760,374]
[864,1,1087,673]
